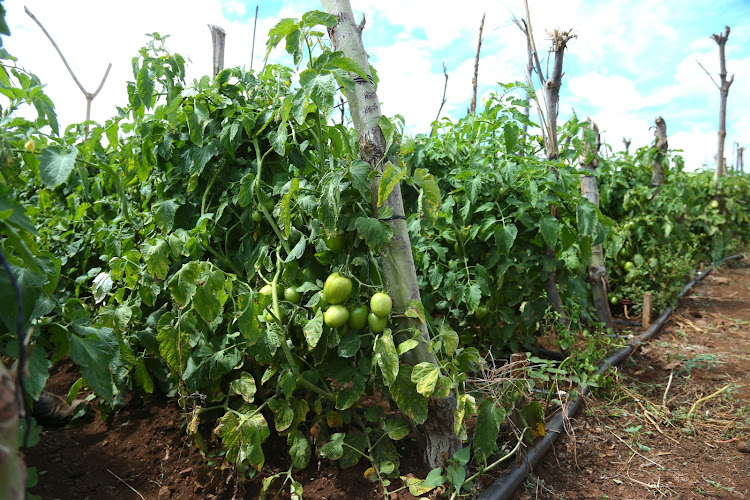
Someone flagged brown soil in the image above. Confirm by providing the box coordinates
[24,261,750,499]
[514,261,750,499]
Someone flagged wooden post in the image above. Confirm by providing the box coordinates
[710,26,734,183]
[652,117,668,187]
[0,361,25,500]
[208,25,226,78]
[468,13,485,114]
[623,137,631,155]
[579,118,613,328]
[642,292,653,329]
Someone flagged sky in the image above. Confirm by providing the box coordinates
[5,0,750,171]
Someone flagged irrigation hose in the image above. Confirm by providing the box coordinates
[479,254,744,500]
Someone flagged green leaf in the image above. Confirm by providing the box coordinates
[38,146,78,188]
[337,332,361,358]
[300,71,337,111]
[385,417,411,440]
[438,323,459,356]
[237,172,256,207]
[404,299,425,323]
[320,432,345,460]
[577,198,598,237]
[287,430,311,470]
[142,238,171,280]
[187,103,209,146]
[156,311,186,374]
[389,365,428,424]
[194,268,228,326]
[411,362,439,397]
[340,432,368,469]
[540,215,559,249]
[303,309,324,350]
[374,331,399,387]
[280,178,300,237]
[335,373,366,410]
[68,322,119,403]
[503,123,518,152]
[114,305,132,331]
[396,339,418,356]
[348,159,371,197]
[214,405,269,471]
[494,224,518,254]
[229,372,257,403]
[413,168,441,228]
[270,121,288,155]
[137,66,154,109]
[301,10,338,28]
[168,261,200,308]
[26,344,51,400]
[285,235,306,263]
[473,399,506,462]
[378,162,406,207]
[355,217,393,249]
[318,171,343,232]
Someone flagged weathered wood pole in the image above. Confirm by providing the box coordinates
[652,117,668,187]
[208,24,226,78]
[321,0,460,469]
[579,118,613,328]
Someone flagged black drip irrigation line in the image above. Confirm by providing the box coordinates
[479,254,744,500]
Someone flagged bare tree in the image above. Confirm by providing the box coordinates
[652,117,668,187]
[25,7,111,139]
[321,0,460,469]
[699,26,734,182]
[622,137,631,155]
[469,13,485,114]
[515,1,575,323]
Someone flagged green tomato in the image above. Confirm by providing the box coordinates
[312,292,330,314]
[324,305,350,328]
[623,261,634,272]
[284,287,301,304]
[348,305,369,330]
[368,312,388,333]
[323,272,352,305]
[475,305,489,320]
[260,284,282,297]
[252,210,263,223]
[370,292,393,318]
[301,268,316,283]
[325,234,346,253]
[610,296,619,305]
[710,199,719,209]
[265,308,283,322]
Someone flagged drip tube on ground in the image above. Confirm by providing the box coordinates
[479,254,744,500]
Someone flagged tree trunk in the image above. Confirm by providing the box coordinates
[0,361,25,500]
[712,26,734,183]
[578,119,612,328]
[652,116,668,187]
[321,0,460,469]
[623,137,631,155]
[517,8,575,325]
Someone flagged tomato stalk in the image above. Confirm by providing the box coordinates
[252,137,291,254]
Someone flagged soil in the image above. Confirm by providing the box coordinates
[513,261,750,499]
[24,260,750,499]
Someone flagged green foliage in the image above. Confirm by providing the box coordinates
[3,9,750,499]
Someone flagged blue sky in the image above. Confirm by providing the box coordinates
[6,0,750,171]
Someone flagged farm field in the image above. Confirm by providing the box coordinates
[1,2,749,500]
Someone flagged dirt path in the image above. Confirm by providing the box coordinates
[515,261,750,499]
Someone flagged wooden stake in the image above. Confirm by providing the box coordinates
[469,13,485,114]
[642,292,653,329]
[208,25,226,78]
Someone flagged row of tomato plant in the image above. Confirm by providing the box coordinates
[2,9,750,497]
